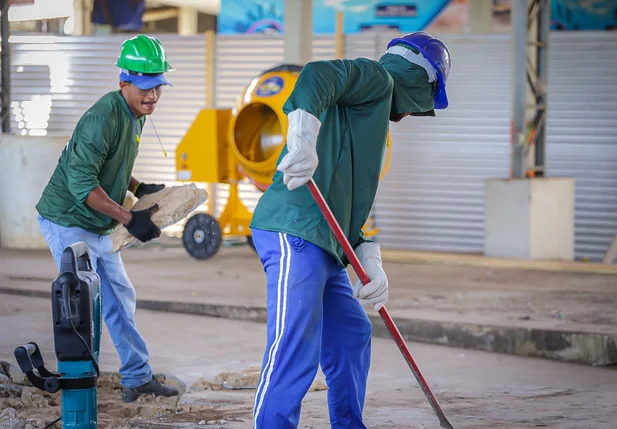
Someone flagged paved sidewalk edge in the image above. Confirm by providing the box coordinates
[2,287,615,367]
[381,250,617,275]
[369,316,617,367]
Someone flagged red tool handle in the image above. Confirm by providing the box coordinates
[306,178,454,429]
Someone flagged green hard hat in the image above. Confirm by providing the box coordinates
[116,34,175,74]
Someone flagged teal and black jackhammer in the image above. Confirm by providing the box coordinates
[14,242,102,429]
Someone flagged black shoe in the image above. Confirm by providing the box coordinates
[122,377,179,403]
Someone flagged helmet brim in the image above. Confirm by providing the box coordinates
[410,109,436,117]
[120,71,172,89]
[434,81,448,109]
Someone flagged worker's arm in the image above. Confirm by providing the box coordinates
[277,59,393,191]
[282,58,392,119]
[66,114,113,206]
[86,187,132,225]
[85,187,160,242]
[65,115,131,225]
[66,115,159,241]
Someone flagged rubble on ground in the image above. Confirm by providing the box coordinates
[0,361,182,429]
[191,366,327,392]
[0,362,327,428]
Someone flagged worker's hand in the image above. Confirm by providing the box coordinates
[124,204,161,243]
[277,109,321,191]
[134,183,165,199]
[352,242,389,311]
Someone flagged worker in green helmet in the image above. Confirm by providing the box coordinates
[35,34,178,402]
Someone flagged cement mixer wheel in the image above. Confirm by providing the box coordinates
[182,213,222,260]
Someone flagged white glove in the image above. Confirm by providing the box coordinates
[352,242,389,311]
[277,109,321,191]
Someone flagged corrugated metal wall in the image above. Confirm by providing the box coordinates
[366,31,617,262]
[370,34,512,253]
[6,32,617,260]
[9,34,207,185]
[545,32,617,261]
[8,34,210,236]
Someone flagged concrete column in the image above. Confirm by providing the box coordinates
[178,7,198,36]
[70,0,84,35]
[511,0,527,178]
[510,0,550,178]
[72,0,93,36]
[467,0,493,33]
[284,0,312,65]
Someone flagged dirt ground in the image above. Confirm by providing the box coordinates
[0,369,185,429]
[378,260,617,332]
[2,294,617,429]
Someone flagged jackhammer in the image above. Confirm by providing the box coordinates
[14,242,102,429]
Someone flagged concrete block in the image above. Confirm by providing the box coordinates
[484,177,575,260]
[0,134,68,250]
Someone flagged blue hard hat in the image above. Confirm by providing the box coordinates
[387,32,451,109]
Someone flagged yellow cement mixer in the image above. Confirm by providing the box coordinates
[175,64,392,260]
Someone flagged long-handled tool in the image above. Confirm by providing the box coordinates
[306,178,454,429]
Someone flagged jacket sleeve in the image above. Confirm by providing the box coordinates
[66,114,113,203]
[353,229,374,250]
[282,58,392,119]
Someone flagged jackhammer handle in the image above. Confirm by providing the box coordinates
[13,342,47,391]
[67,241,90,259]
[14,342,52,377]
[21,342,37,356]
[16,342,44,366]
[60,242,93,275]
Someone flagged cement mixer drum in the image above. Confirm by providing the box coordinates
[229,64,304,191]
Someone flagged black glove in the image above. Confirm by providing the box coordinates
[124,204,161,243]
[134,183,165,199]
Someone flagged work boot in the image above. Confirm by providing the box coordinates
[122,376,179,403]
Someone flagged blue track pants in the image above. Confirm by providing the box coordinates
[251,228,372,429]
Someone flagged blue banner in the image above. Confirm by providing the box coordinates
[551,0,617,31]
[91,0,145,31]
[217,0,451,35]
[217,0,617,35]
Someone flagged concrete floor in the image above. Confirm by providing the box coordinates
[2,294,617,429]
[3,244,616,335]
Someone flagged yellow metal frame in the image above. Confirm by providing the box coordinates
[218,146,253,238]
[217,185,253,238]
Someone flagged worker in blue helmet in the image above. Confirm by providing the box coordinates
[249,31,451,428]
[382,31,451,118]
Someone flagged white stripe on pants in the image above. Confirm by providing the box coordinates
[253,233,291,426]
